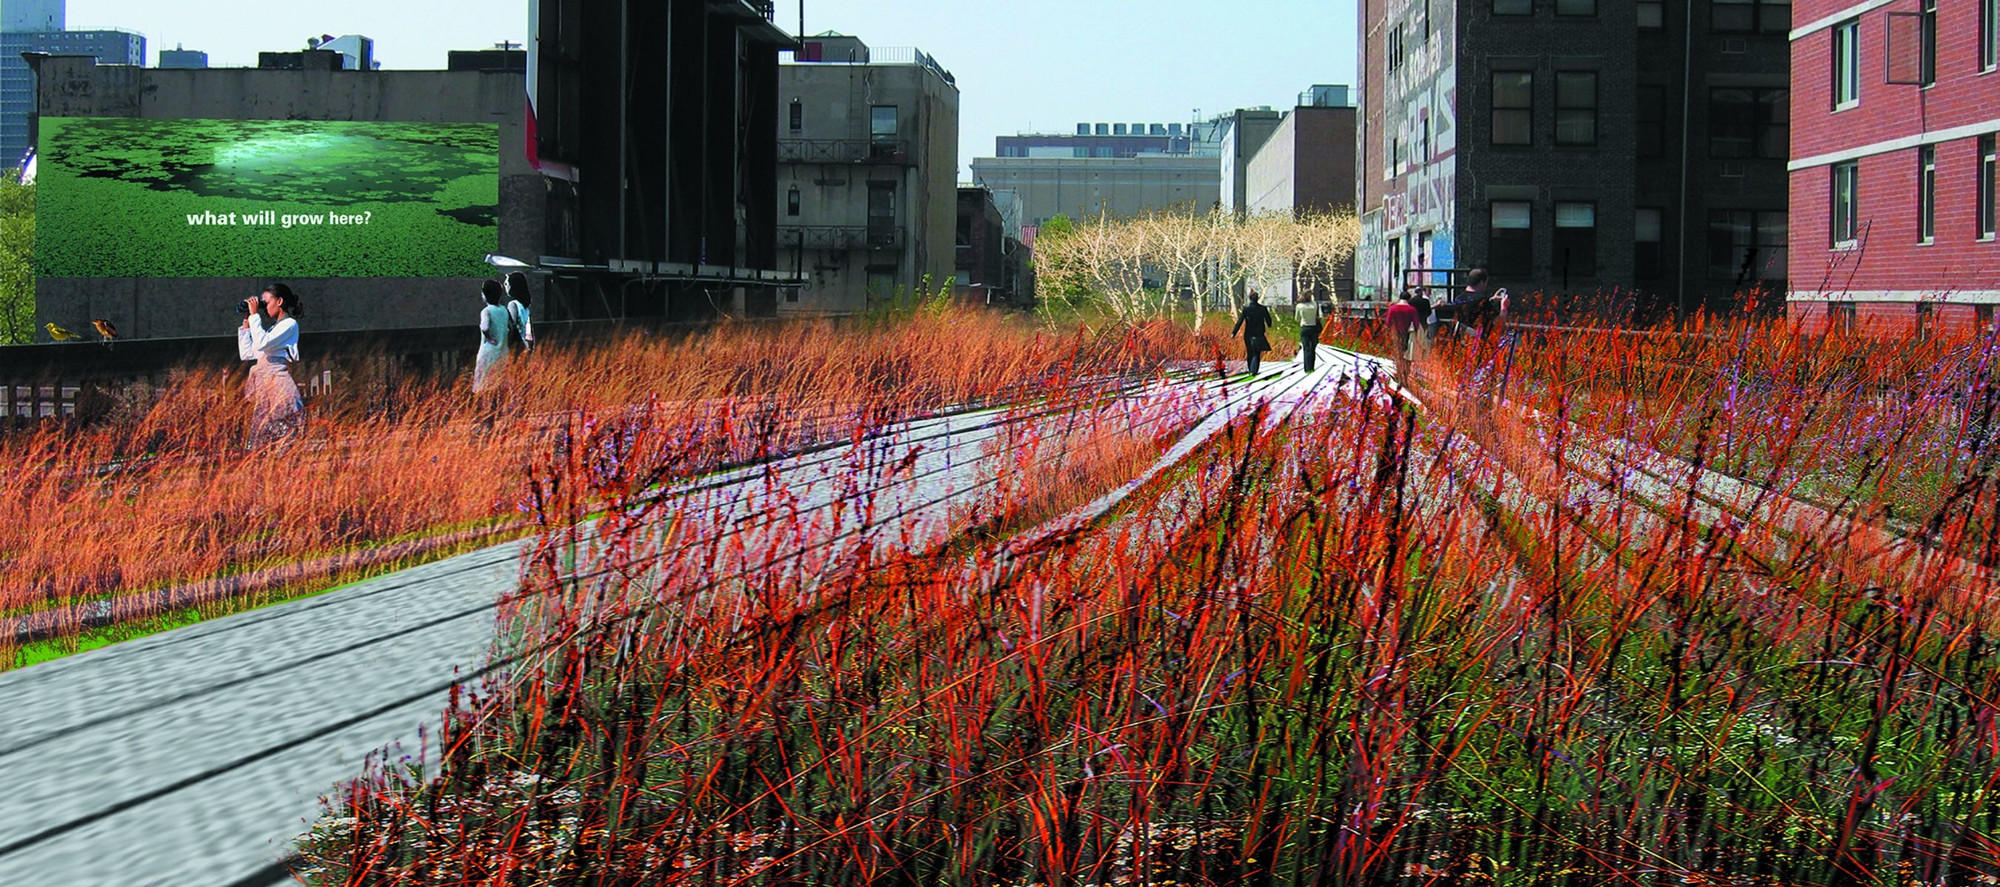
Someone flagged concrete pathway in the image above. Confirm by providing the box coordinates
[0,354,1364,886]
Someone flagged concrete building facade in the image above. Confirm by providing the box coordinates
[970,155,1220,229]
[777,35,960,312]
[1,27,143,167]
[1787,0,2000,337]
[1219,107,1284,214]
[1246,88,1360,301]
[1358,0,1788,317]
[157,45,208,69]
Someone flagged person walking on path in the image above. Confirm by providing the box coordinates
[239,283,304,448]
[1384,293,1421,381]
[1405,284,1435,349]
[1231,290,1276,376]
[1294,295,1323,372]
[472,279,514,394]
[504,271,535,354]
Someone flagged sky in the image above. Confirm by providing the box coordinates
[66,0,1359,178]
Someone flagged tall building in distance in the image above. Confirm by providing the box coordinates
[1246,85,1360,301]
[1219,107,1285,214]
[1787,0,2000,337]
[777,33,960,312]
[970,114,1231,231]
[157,44,208,69]
[0,0,144,169]
[1357,0,1788,315]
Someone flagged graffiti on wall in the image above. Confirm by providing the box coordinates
[1360,0,1458,296]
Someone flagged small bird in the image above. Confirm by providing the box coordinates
[91,319,118,350]
[45,322,80,342]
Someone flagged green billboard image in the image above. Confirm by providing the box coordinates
[36,117,499,279]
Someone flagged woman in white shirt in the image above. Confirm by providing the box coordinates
[504,271,534,353]
[240,283,304,447]
[472,279,511,393]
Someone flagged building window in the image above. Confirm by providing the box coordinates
[1388,23,1403,71]
[1714,0,1790,33]
[1490,201,1533,276]
[1637,85,1666,157]
[1494,0,1532,15]
[1983,0,1999,72]
[789,98,802,132]
[1833,19,1861,108]
[1422,115,1433,163]
[1981,135,1997,239]
[1831,162,1859,245]
[1828,301,1856,334]
[1638,0,1664,29]
[1709,88,1788,158]
[870,105,899,143]
[1915,301,1935,342]
[1635,208,1665,279]
[1918,145,1936,243]
[1555,72,1597,145]
[1921,0,1938,87]
[1556,0,1594,15]
[1492,71,1534,146]
[1710,211,1789,281]
[787,185,800,217]
[1554,203,1596,279]
[1979,304,1996,332]
[868,182,897,231]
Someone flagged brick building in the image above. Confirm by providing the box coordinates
[1787,0,2000,337]
[1357,0,1789,317]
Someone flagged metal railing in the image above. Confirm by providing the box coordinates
[778,138,913,165]
[780,225,906,251]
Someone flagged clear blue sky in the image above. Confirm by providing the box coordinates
[67,0,1359,177]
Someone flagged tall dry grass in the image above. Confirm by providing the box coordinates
[0,311,1227,667]
[296,312,2000,885]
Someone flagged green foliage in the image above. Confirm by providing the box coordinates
[36,117,498,279]
[0,177,31,345]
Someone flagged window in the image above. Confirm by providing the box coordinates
[1714,0,1790,33]
[1554,202,1596,279]
[1831,162,1859,245]
[1921,0,1938,87]
[1984,0,1999,72]
[1828,301,1856,334]
[1635,208,1665,279]
[1422,115,1433,163]
[1710,88,1788,158]
[1492,71,1534,145]
[1555,72,1597,145]
[1833,19,1861,108]
[870,105,899,143]
[786,185,800,217]
[1915,302,1935,342]
[1637,85,1666,157]
[1556,0,1594,15]
[1490,201,1533,276]
[1388,23,1403,71]
[868,182,897,231]
[1981,135,1997,239]
[1918,145,1936,243]
[956,211,972,248]
[1638,0,1664,29]
[1710,211,1789,281]
[1980,304,1996,332]
[1495,0,1532,14]
[788,98,802,132]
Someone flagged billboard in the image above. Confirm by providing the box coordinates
[36,117,499,279]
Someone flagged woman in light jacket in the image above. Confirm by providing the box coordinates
[472,279,511,393]
[240,283,304,447]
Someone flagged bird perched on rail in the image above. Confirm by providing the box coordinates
[45,322,81,342]
[90,319,118,350]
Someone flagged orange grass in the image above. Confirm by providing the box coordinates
[0,311,1228,668]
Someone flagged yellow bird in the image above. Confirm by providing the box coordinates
[45,322,80,341]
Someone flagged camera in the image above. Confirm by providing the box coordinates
[237,298,259,316]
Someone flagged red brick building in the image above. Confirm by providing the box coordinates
[1789,0,2000,336]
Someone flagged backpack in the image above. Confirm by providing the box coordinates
[505,305,528,352]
